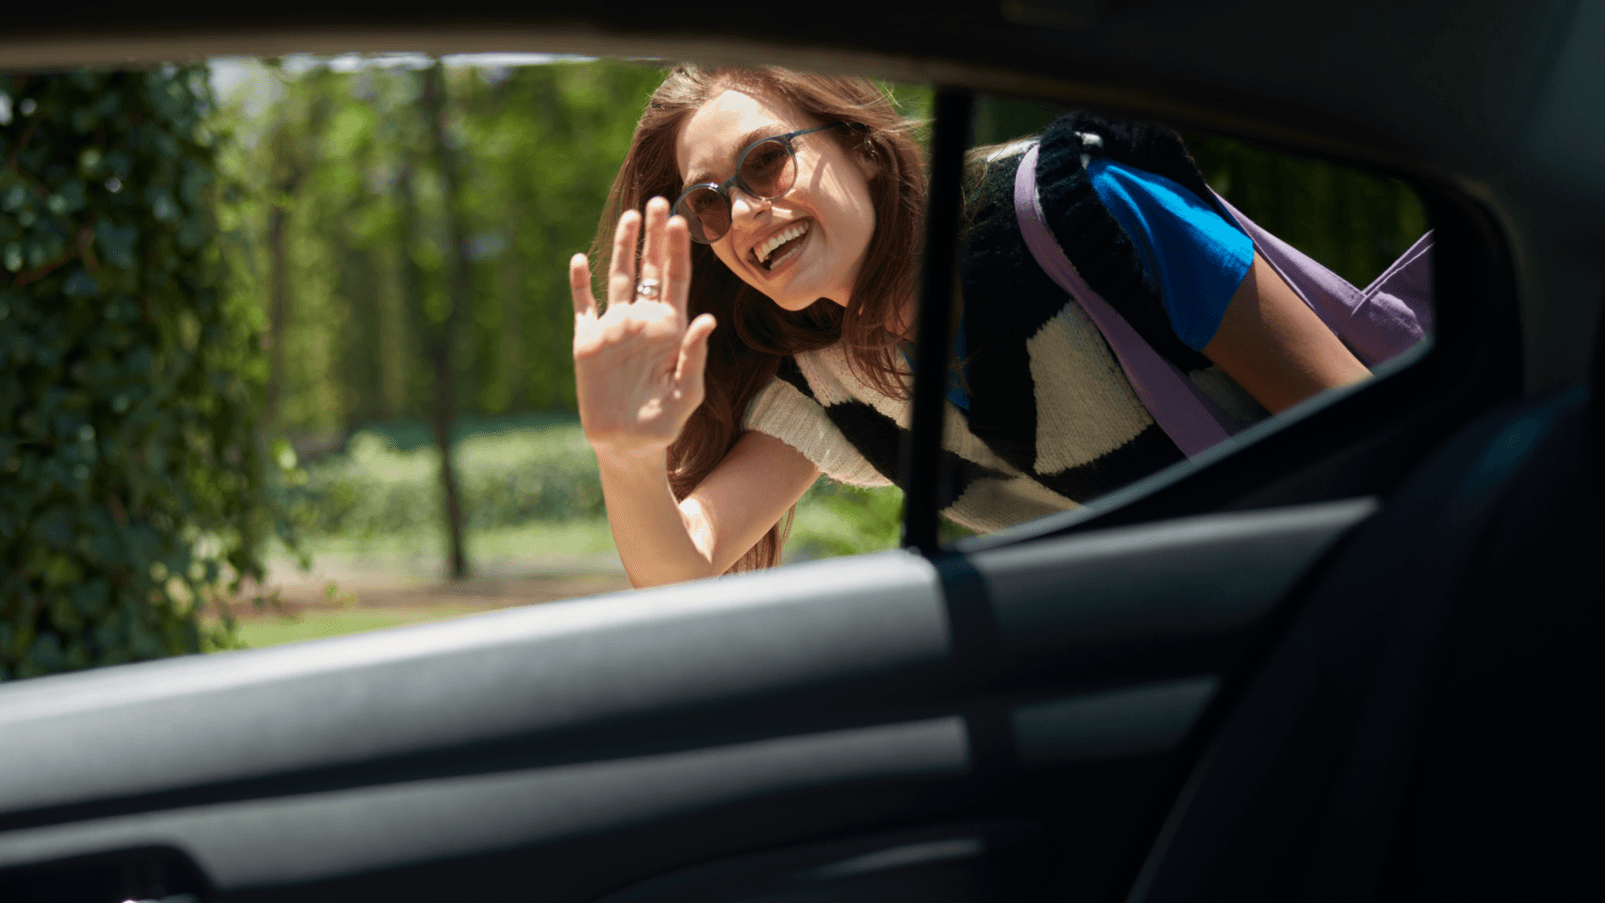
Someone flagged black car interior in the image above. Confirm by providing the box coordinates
[1,2,1600,901]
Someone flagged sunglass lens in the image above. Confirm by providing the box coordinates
[675,186,730,244]
[739,139,797,198]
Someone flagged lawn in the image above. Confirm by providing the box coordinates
[235,608,456,648]
[229,419,905,649]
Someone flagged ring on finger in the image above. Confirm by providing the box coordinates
[634,278,662,301]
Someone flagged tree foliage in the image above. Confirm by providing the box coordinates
[0,67,284,680]
[212,58,668,579]
[217,59,667,442]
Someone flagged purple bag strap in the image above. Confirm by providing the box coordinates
[1013,142,1235,458]
[1209,190,1432,365]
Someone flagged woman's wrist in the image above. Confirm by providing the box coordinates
[589,438,671,472]
[590,439,712,588]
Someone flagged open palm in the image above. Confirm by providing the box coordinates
[570,199,717,461]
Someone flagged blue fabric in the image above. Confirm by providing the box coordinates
[949,322,970,410]
[1087,158,1254,351]
[902,328,971,411]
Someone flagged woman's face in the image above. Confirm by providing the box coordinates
[675,88,877,312]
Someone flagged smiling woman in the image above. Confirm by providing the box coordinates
[569,64,1433,587]
[571,67,926,583]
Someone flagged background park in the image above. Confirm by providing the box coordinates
[0,56,1424,677]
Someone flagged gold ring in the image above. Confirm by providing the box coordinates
[635,278,662,300]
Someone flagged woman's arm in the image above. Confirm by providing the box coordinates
[1201,254,1372,414]
[572,198,818,587]
[596,431,820,587]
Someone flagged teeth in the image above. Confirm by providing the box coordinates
[756,223,808,264]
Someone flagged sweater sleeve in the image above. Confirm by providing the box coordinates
[741,376,891,489]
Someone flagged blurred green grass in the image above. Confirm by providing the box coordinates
[275,517,619,565]
[285,419,906,564]
[237,422,908,648]
[235,609,447,647]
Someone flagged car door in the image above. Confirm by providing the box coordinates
[2,2,1596,902]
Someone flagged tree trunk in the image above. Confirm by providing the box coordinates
[262,130,298,446]
[338,246,384,430]
[421,60,470,581]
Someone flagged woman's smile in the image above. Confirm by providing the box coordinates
[753,221,810,270]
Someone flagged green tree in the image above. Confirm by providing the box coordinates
[0,67,287,680]
[209,58,669,574]
[214,58,669,438]
[419,59,471,579]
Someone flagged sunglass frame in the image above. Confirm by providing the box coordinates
[672,122,846,244]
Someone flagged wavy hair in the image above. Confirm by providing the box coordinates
[590,65,927,572]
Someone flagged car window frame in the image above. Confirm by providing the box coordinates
[0,13,1529,592]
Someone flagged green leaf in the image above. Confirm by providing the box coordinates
[96,221,139,269]
[29,506,75,550]
[4,66,294,682]
[62,268,100,298]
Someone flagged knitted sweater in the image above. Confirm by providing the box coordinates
[742,113,1268,533]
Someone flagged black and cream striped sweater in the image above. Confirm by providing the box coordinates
[743,113,1268,533]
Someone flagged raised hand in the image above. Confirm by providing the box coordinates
[570,197,718,462]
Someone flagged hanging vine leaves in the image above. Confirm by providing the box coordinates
[0,66,293,680]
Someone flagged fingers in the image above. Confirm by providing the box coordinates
[608,209,641,307]
[602,199,686,318]
[638,197,670,303]
[675,313,717,396]
[665,212,692,320]
[569,253,597,318]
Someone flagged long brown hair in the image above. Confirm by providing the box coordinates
[591,65,927,572]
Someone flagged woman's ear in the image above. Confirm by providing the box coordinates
[853,138,882,182]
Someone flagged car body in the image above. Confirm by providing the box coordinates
[2,1,1601,901]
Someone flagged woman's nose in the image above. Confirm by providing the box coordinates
[728,190,772,224]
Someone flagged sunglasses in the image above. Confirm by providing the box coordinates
[672,122,846,244]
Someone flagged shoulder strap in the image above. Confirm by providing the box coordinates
[1209,190,1432,366]
[1013,142,1235,458]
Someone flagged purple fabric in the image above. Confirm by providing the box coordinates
[1013,141,1434,459]
[1014,143,1235,458]
[1209,191,1432,366]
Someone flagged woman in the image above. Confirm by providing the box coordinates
[570,65,1370,588]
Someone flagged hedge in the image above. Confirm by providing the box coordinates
[1,67,289,680]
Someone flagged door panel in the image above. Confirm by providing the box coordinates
[978,498,1379,686]
[1010,677,1218,765]
[0,553,948,823]
[4,718,970,890]
[597,819,1049,902]
[0,499,1376,901]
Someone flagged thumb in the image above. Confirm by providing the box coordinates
[675,313,717,397]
